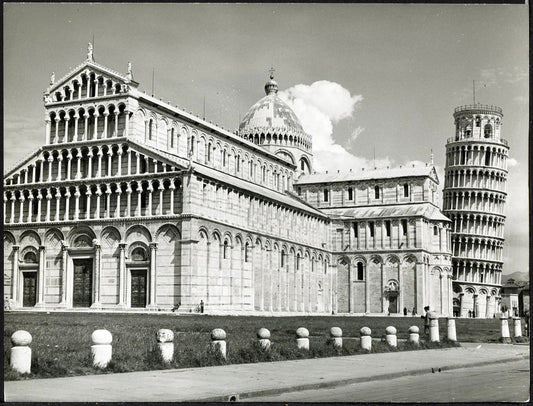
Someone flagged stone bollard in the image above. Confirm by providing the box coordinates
[499,315,511,343]
[385,326,397,347]
[10,330,32,374]
[428,311,439,342]
[296,327,310,350]
[329,327,342,348]
[211,328,227,358]
[360,327,372,351]
[408,326,420,345]
[91,329,112,368]
[447,317,457,342]
[257,328,271,350]
[156,329,174,363]
[513,317,522,338]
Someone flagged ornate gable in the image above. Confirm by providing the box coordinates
[44,43,138,105]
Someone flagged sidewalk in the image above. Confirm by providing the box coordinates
[4,343,529,402]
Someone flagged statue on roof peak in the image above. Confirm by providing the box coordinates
[87,42,94,62]
[50,72,55,85]
[126,61,133,81]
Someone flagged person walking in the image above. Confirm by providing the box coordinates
[200,300,204,313]
[422,306,430,335]
[403,307,408,316]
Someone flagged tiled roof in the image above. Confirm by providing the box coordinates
[324,202,451,222]
[193,163,328,218]
[129,140,328,219]
[239,93,307,140]
[296,165,437,185]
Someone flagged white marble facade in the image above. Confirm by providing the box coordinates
[4,46,454,315]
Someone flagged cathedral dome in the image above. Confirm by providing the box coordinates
[238,71,312,153]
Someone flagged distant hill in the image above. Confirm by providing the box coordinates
[502,272,529,284]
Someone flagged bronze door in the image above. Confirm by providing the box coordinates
[73,259,93,307]
[131,270,147,308]
[388,295,398,313]
[22,272,37,307]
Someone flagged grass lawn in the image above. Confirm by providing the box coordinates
[3,312,521,380]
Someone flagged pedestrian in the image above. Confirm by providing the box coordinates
[412,307,416,316]
[200,299,204,313]
[403,307,408,316]
[524,311,529,337]
[422,306,430,335]
[468,310,472,318]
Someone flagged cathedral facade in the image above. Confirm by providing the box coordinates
[3,47,453,315]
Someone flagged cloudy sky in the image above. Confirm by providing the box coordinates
[3,4,528,274]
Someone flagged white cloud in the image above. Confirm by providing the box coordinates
[279,81,394,173]
[281,81,363,123]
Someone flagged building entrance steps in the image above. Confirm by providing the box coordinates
[4,343,529,402]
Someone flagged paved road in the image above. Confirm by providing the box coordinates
[246,359,531,402]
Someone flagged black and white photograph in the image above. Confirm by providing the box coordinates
[3,3,529,403]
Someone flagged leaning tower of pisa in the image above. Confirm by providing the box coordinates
[443,104,510,318]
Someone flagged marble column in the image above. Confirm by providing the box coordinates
[54,189,61,221]
[12,246,20,304]
[66,154,72,180]
[118,242,127,308]
[91,240,102,308]
[147,242,158,309]
[27,194,33,223]
[45,189,52,222]
[64,189,70,221]
[35,246,46,307]
[18,194,25,223]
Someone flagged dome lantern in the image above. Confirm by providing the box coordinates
[264,67,278,95]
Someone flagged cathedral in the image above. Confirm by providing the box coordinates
[3,45,458,315]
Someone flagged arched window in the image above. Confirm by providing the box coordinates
[148,119,153,140]
[484,124,492,138]
[223,240,229,259]
[323,189,329,202]
[281,250,286,267]
[347,187,353,200]
[296,254,301,270]
[23,251,38,263]
[170,128,175,148]
[433,226,438,236]
[236,155,240,172]
[244,242,250,262]
[369,221,375,237]
[131,247,147,261]
[357,262,364,281]
[475,116,481,127]
[207,143,212,162]
[485,150,491,166]
[223,150,227,167]
[403,183,409,197]
[465,127,472,137]
[374,186,380,199]
[401,219,408,236]
[385,220,391,237]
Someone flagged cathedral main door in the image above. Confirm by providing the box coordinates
[22,272,37,307]
[73,259,93,307]
[130,270,147,308]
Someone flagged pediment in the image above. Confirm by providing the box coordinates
[45,60,139,101]
[4,138,189,186]
[428,166,439,185]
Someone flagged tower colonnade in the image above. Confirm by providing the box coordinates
[444,104,509,318]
